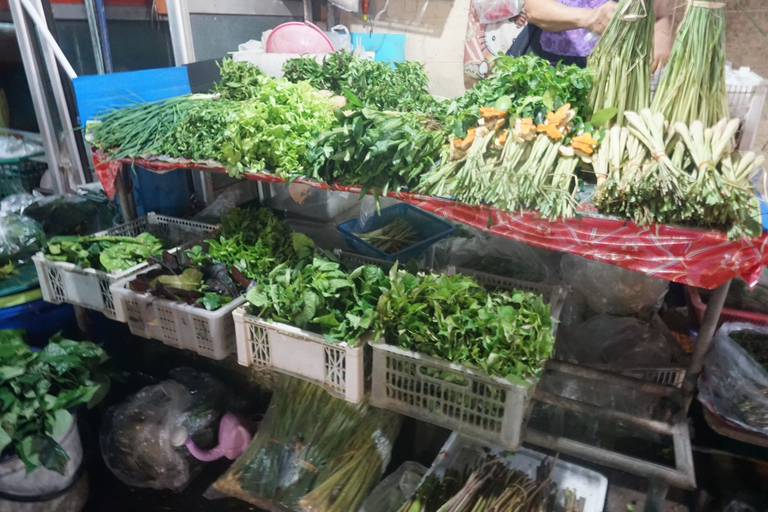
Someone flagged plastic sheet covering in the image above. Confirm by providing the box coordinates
[0,213,44,263]
[214,376,402,512]
[359,462,427,512]
[558,314,684,367]
[0,193,37,214]
[100,368,225,491]
[93,150,768,289]
[472,0,523,24]
[698,323,768,436]
[561,254,669,316]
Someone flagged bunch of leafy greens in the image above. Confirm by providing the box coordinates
[283,52,440,114]
[0,331,110,474]
[156,98,236,161]
[376,264,554,383]
[219,75,337,178]
[213,59,265,101]
[44,232,164,272]
[446,54,594,126]
[246,252,390,345]
[308,102,445,195]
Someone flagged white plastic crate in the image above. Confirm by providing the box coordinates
[370,269,567,450]
[422,432,608,512]
[651,68,768,150]
[33,213,218,320]
[233,308,366,403]
[111,267,243,360]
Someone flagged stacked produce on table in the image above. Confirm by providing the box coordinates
[88,14,765,241]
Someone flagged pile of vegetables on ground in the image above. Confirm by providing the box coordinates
[87,3,764,241]
[215,376,402,512]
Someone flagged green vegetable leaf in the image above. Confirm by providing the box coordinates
[589,107,619,127]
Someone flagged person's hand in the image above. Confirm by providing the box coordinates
[652,16,673,72]
[586,1,617,35]
[512,12,529,28]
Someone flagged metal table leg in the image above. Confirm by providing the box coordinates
[643,479,670,512]
[115,163,137,221]
[681,279,730,410]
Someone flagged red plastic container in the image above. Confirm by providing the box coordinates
[685,285,768,328]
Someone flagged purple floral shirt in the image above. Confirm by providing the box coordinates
[538,0,610,57]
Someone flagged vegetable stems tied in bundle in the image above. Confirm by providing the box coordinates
[588,0,655,125]
[593,109,765,239]
[357,218,417,254]
[651,0,728,126]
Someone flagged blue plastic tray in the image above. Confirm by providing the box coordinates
[337,203,455,262]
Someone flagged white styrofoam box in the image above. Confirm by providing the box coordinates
[233,308,366,403]
[370,268,567,449]
[651,67,768,150]
[33,213,218,320]
[111,268,243,360]
[425,432,608,512]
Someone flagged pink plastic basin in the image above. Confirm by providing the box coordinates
[265,22,334,54]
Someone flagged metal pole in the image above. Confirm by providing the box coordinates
[82,0,105,74]
[545,360,678,398]
[681,279,731,410]
[115,163,137,221]
[643,480,670,512]
[8,0,66,193]
[32,0,87,187]
[166,0,195,65]
[93,0,113,72]
[17,0,77,79]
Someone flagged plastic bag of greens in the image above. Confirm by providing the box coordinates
[698,323,768,436]
[560,254,668,316]
[0,213,44,263]
[472,0,523,24]
[100,368,225,491]
[558,314,683,367]
[359,462,427,512]
[0,193,36,214]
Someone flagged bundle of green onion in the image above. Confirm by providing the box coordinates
[588,0,655,125]
[651,1,728,126]
[358,218,418,254]
[215,377,401,512]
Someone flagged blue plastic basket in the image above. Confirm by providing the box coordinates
[337,203,455,262]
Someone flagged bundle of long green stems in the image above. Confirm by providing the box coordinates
[588,0,655,125]
[651,1,728,126]
[398,456,557,512]
[215,377,402,512]
[592,109,765,239]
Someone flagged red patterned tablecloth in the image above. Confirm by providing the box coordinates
[93,151,768,289]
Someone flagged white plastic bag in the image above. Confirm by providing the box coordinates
[472,0,523,24]
[329,0,359,13]
[359,461,427,512]
[325,25,353,52]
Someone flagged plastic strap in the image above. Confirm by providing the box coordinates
[691,1,725,8]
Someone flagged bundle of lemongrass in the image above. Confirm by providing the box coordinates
[588,0,655,125]
[592,109,764,239]
[651,0,728,126]
[214,377,402,512]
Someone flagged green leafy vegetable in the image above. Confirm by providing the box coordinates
[44,232,164,272]
[0,331,110,474]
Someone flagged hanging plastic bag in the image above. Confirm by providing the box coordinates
[472,0,523,24]
[558,314,683,367]
[329,0,359,13]
[560,254,668,316]
[325,25,353,52]
[698,323,768,436]
[0,213,45,263]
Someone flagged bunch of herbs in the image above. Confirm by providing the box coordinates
[376,264,554,383]
[0,331,110,474]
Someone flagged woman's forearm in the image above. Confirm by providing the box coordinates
[524,0,594,32]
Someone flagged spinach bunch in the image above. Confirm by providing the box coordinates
[308,105,445,195]
[246,257,390,345]
[376,265,554,383]
[44,232,164,272]
[0,332,109,474]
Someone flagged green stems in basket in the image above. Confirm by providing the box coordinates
[588,0,655,125]
[651,1,728,126]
